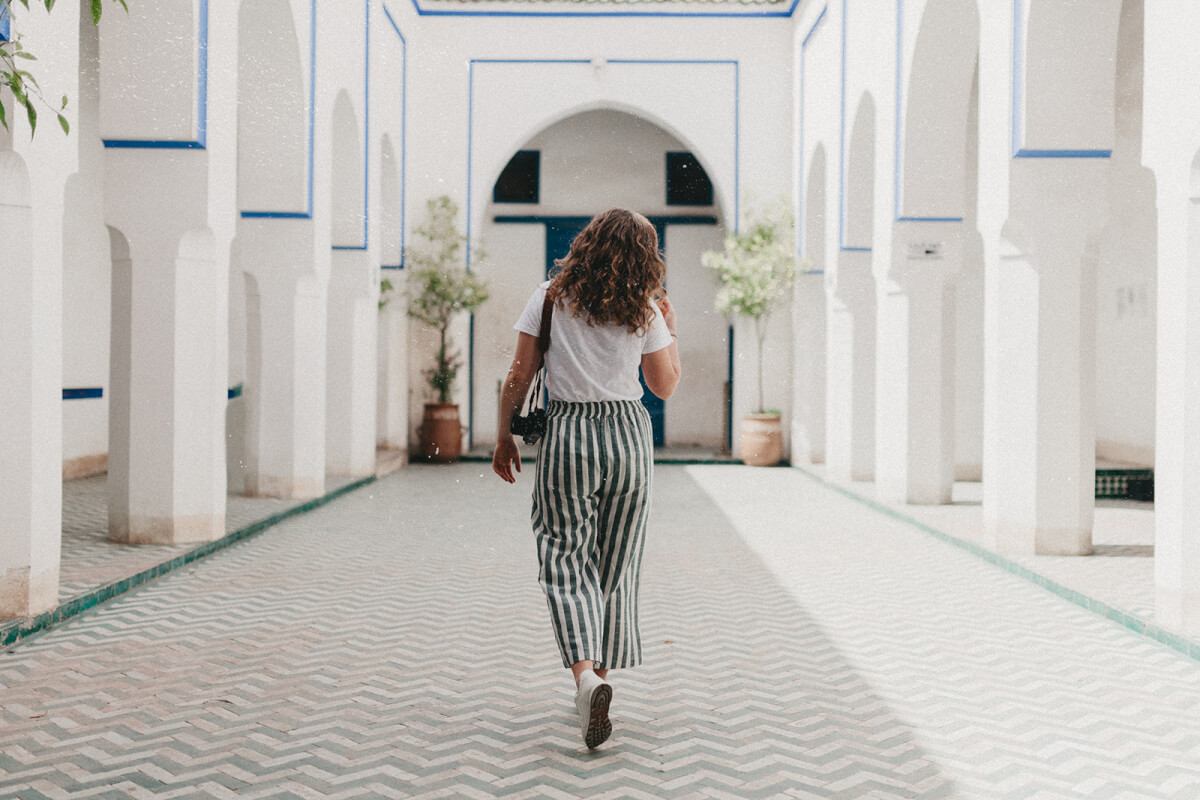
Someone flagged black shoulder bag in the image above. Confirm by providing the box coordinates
[510,294,553,445]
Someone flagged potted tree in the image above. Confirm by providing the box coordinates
[702,204,797,466]
[405,196,489,462]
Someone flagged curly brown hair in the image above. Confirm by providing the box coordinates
[546,208,666,333]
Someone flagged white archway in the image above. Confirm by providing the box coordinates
[468,107,728,453]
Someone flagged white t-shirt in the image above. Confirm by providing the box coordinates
[514,281,673,402]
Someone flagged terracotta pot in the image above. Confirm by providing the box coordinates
[740,413,783,466]
[418,403,463,462]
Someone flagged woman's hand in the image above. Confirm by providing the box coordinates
[656,293,677,333]
[493,434,522,483]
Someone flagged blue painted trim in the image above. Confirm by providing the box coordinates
[332,245,368,250]
[410,0,802,18]
[841,246,871,252]
[227,383,244,400]
[896,216,963,223]
[0,6,10,41]
[241,211,311,219]
[797,5,828,261]
[1014,148,1113,159]
[102,0,208,150]
[102,139,206,149]
[381,264,404,270]
[197,0,208,146]
[382,3,408,269]
[1010,0,1110,160]
[63,388,103,400]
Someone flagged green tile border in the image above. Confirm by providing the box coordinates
[1,475,377,650]
[790,465,1200,664]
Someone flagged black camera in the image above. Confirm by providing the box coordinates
[510,408,547,445]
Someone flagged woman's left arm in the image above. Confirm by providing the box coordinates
[493,332,542,483]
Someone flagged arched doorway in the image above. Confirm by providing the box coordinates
[472,108,728,452]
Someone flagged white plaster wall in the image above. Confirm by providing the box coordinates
[390,9,793,449]
[98,0,197,142]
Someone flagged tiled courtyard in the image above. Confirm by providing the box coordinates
[3,464,1199,798]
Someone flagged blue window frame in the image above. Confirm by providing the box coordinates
[0,6,10,42]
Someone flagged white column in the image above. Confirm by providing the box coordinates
[241,220,327,499]
[984,162,1104,555]
[791,272,827,464]
[875,265,957,505]
[824,256,875,482]
[0,154,61,617]
[326,250,379,477]
[106,217,227,545]
[377,292,410,452]
[0,6,78,616]
[1154,172,1200,636]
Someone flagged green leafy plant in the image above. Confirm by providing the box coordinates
[0,0,128,136]
[702,202,797,414]
[406,196,489,404]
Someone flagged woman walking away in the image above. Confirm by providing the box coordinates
[493,208,681,749]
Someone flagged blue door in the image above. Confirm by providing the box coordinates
[544,221,665,447]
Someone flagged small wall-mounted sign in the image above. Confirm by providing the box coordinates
[907,241,943,261]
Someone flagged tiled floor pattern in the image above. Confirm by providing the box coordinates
[804,468,1161,630]
[1,465,1197,798]
[58,475,360,604]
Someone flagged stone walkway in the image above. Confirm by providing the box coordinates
[2,464,1199,798]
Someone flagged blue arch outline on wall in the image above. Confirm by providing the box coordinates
[380,3,408,269]
[466,58,741,269]
[1010,0,1111,159]
[240,0,319,219]
[892,0,964,223]
[466,58,741,447]
[331,0,374,250]
[410,0,804,18]
[837,0,870,252]
[102,0,209,149]
[797,3,827,261]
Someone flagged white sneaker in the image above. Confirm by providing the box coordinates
[574,671,613,748]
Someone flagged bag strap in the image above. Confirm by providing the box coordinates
[537,293,553,354]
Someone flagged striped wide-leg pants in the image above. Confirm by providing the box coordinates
[532,400,654,670]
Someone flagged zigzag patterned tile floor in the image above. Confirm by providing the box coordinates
[2,464,1199,798]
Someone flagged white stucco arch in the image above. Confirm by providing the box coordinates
[843,91,875,256]
[900,0,979,219]
[98,0,196,141]
[1018,0,1123,153]
[468,60,739,255]
[482,100,734,231]
[237,0,308,213]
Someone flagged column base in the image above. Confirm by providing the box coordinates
[992,519,1093,556]
[1156,587,1200,640]
[0,566,59,618]
[108,513,225,545]
[244,475,324,500]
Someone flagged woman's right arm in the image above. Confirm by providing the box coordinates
[642,295,681,400]
[493,332,542,483]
